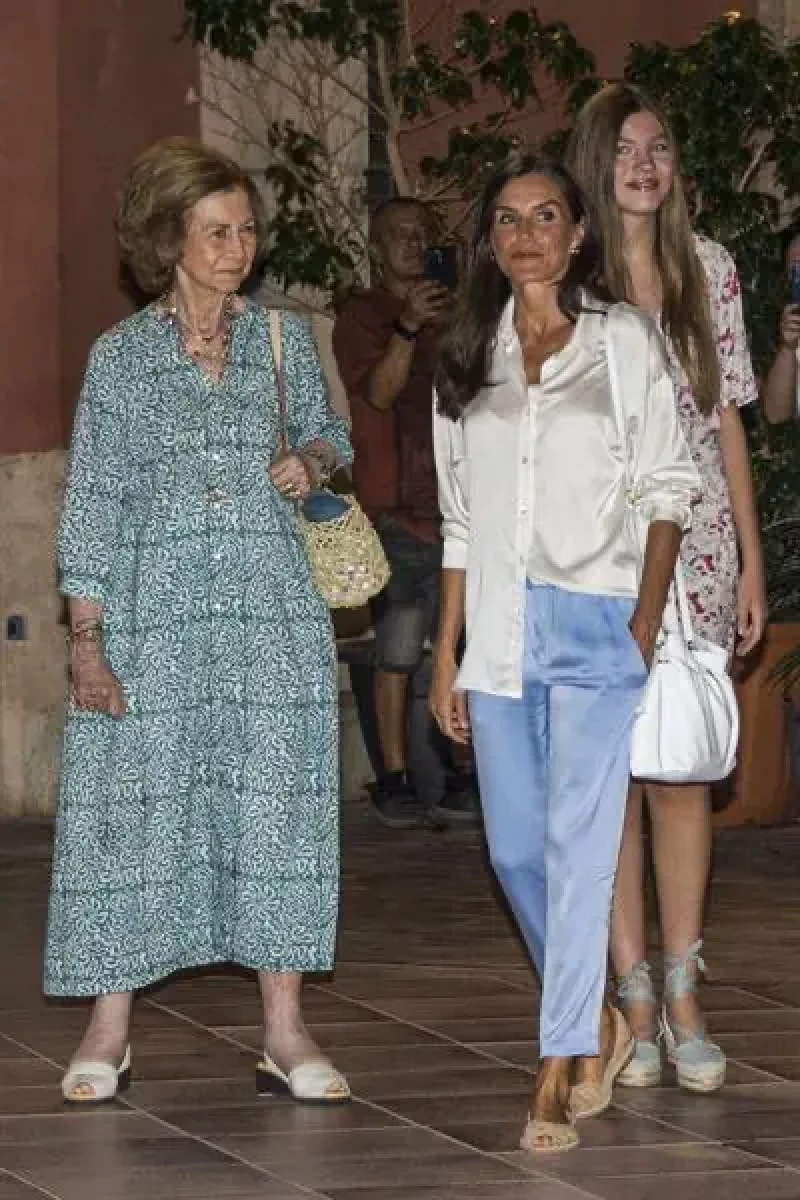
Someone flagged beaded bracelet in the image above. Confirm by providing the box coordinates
[66,623,104,649]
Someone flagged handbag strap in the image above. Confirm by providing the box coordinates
[604,309,695,643]
[269,308,290,454]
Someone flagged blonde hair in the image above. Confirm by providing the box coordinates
[566,83,718,415]
[116,137,267,296]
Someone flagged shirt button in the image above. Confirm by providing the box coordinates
[522,456,529,465]
[207,487,228,505]
[520,505,528,516]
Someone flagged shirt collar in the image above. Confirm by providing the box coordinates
[497,296,517,354]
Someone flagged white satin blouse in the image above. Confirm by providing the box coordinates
[433,299,700,697]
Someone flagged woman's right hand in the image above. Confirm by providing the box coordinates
[70,645,127,718]
[430,651,470,745]
[780,304,800,350]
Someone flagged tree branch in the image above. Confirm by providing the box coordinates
[738,133,772,192]
[375,34,411,194]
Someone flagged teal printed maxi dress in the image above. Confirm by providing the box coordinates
[44,302,352,996]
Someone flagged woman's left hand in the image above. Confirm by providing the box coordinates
[735,561,768,657]
[629,609,661,670]
[270,451,313,502]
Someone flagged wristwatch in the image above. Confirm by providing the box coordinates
[392,319,420,342]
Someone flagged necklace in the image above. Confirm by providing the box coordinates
[163,293,235,370]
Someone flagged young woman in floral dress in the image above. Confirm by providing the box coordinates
[566,83,767,1100]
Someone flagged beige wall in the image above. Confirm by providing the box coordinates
[759,0,800,39]
[198,45,369,417]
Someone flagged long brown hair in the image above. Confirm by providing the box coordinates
[435,153,610,420]
[565,82,718,415]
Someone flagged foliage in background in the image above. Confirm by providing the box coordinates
[185,0,595,302]
[610,15,800,614]
[186,4,800,610]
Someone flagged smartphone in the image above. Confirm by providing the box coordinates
[424,244,459,290]
[790,261,800,306]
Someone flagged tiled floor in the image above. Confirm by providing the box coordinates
[2,810,800,1199]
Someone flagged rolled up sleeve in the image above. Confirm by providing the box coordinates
[433,395,469,569]
[633,329,701,531]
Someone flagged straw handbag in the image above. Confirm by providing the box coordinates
[269,309,390,609]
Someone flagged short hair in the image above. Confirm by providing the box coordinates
[369,196,432,246]
[116,137,268,296]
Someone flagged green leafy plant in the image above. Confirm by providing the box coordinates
[185,1,595,304]
[611,16,800,626]
[187,6,800,623]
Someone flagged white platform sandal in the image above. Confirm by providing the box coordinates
[61,1046,132,1104]
[255,1053,351,1105]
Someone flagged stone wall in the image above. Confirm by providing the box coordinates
[0,453,66,816]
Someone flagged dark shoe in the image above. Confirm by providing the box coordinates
[368,771,425,830]
[429,774,482,827]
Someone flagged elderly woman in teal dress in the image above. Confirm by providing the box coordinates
[47,138,353,1106]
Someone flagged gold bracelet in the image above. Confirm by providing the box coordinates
[66,624,104,648]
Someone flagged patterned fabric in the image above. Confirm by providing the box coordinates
[44,302,353,997]
[668,236,758,654]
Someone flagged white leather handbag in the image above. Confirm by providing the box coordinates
[605,311,740,784]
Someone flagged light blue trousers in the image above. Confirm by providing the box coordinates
[469,582,647,1058]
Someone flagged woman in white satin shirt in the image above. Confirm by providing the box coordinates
[429,154,699,1155]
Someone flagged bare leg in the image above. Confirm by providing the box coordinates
[373,670,409,773]
[67,992,133,1098]
[524,1056,574,1149]
[259,971,326,1069]
[569,1002,625,1089]
[648,783,712,1029]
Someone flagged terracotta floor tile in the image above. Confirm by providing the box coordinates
[216,1020,446,1052]
[0,1135,235,1174]
[708,1010,800,1034]
[324,1187,590,1200]
[0,1064,58,1089]
[354,1064,532,1103]
[740,1059,800,1082]
[581,1169,800,1200]
[428,1110,697,1154]
[505,1140,773,1180]
[426,1019,539,1045]
[730,1137,800,1167]
[0,1111,175,1146]
[216,1144,528,1190]
[17,1164,313,1200]
[155,1098,405,1138]
[362,995,538,1023]
[5,815,800,1197]
[0,1175,60,1200]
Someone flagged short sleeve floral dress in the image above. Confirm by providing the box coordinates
[667,236,758,656]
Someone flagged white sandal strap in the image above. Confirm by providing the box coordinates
[287,1061,349,1099]
[62,1046,131,1101]
[261,1053,350,1100]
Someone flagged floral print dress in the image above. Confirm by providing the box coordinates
[667,236,758,655]
[44,303,352,997]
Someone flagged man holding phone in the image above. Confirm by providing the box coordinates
[764,229,800,423]
[333,198,477,829]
